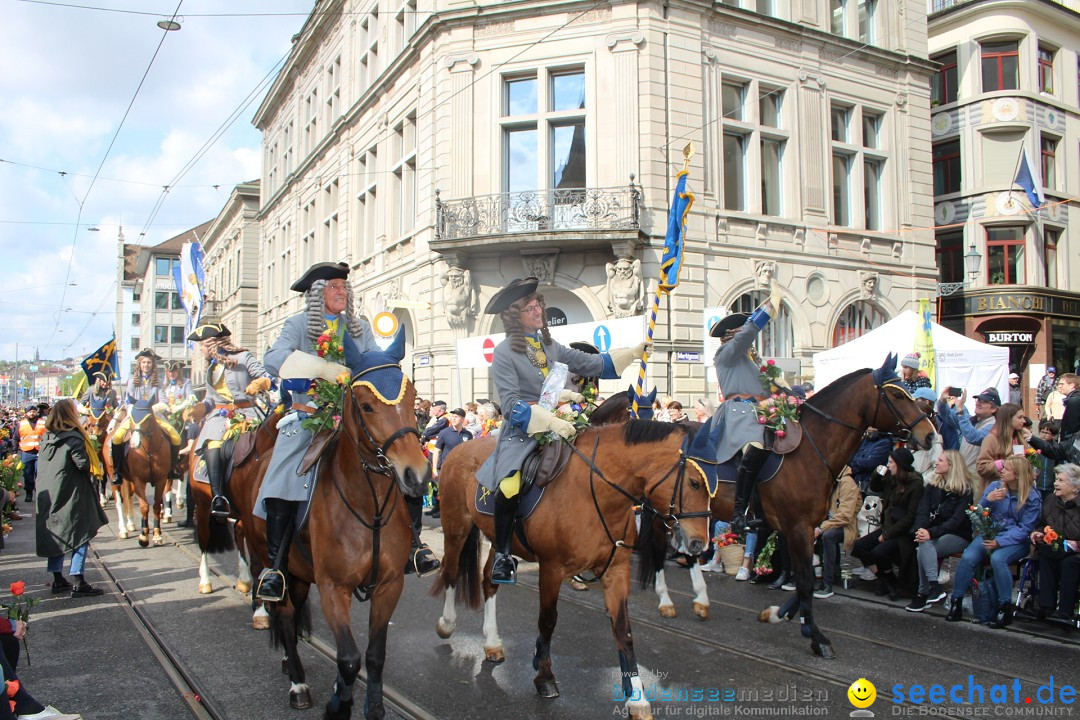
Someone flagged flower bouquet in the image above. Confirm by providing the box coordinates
[714,532,746,576]
[0,456,24,517]
[300,372,351,434]
[1025,446,1045,474]
[753,531,779,576]
[754,394,802,438]
[315,332,345,363]
[966,504,1001,541]
[222,411,262,441]
[758,358,784,395]
[1042,525,1062,552]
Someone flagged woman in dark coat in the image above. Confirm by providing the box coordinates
[35,398,109,597]
[851,447,924,600]
[1030,463,1080,620]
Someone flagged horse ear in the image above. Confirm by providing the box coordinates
[873,352,898,385]
[344,333,365,374]
[384,328,406,364]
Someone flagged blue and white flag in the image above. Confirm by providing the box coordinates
[175,241,205,344]
[1014,147,1045,209]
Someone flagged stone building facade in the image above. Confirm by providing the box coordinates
[248,0,939,406]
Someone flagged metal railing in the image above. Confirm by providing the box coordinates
[435,180,641,240]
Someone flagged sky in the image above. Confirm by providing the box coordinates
[0,0,315,362]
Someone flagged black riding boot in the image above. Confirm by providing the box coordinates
[205,446,230,517]
[110,441,125,486]
[404,495,440,576]
[730,446,770,534]
[491,492,521,584]
[169,442,180,480]
[255,499,297,602]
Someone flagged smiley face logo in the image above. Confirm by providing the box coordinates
[847,678,876,709]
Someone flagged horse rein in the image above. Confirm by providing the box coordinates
[798,379,931,476]
[565,430,708,579]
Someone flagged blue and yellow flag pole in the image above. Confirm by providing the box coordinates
[630,143,695,419]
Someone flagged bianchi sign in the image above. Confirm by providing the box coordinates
[984,331,1034,344]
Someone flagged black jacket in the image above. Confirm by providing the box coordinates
[913,483,973,541]
[1062,390,1080,438]
[870,470,924,540]
[1028,433,1080,464]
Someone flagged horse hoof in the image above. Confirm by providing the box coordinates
[117,531,128,540]
[126,523,136,533]
[153,535,164,547]
[759,606,784,624]
[199,583,213,595]
[484,646,505,664]
[163,514,173,523]
[236,579,251,594]
[436,618,455,639]
[290,687,312,710]
[658,604,676,619]
[252,614,270,630]
[322,697,352,719]
[693,602,709,620]
[570,580,588,591]
[176,498,185,509]
[534,679,560,698]
[138,534,150,548]
[627,701,654,720]
[813,642,836,660]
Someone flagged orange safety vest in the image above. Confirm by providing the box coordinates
[18,419,44,453]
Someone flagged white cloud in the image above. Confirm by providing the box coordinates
[0,0,310,363]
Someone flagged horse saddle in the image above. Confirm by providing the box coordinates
[297,426,339,477]
[522,440,573,491]
[715,451,784,484]
[771,421,802,455]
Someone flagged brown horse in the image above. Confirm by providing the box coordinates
[111,405,173,547]
[83,401,114,505]
[223,340,429,719]
[433,420,713,720]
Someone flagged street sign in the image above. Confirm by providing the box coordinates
[675,351,701,363]
[592,325,611,353]
[416,355,431,367]
[482,338,495,364]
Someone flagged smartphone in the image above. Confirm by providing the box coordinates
[947,387,963,397]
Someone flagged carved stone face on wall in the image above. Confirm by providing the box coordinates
[755,261,775,287]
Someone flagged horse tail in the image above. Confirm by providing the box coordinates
[634,507,666,590]
[205,516,236,554]
[268,594,312,650]
[429,524,482,611]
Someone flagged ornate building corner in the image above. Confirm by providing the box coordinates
[442,53,480,71]
[606,31,645,52]
[520,251,559,285]
[606,256,644,318]
[859,272,879,299]
[439,263,478,331]
[754,260,776,288]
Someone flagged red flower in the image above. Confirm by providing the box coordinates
[9,582,24,597]
[767,359,776,366]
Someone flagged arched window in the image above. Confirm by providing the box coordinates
[832,301,887,347]
[731,291,793,358]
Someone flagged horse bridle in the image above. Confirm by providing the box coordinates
[799,378,931,473]
[332,363,421,601]
[565,431,711,579]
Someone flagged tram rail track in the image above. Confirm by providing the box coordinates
[91,527,436,720]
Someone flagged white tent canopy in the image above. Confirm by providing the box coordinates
[812,310,1010,409]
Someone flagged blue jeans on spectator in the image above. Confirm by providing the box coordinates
[47,543,88,576]
[820,527,845,586]
[950,536,1029,605]
[915,534,969,595]
[20,451,37,499]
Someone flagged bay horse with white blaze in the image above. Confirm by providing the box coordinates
[434,419,715,720]
[108,404,172,547]
[224,334,429,720]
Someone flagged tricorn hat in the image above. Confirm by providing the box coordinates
[187,322,231,342]
[569,341,599,355]
[291,261,350,293]
[164,360,183,372]
[709,312,750,338]
[134,348,159,361]
[484,276,539,315]
[91,370,111,382]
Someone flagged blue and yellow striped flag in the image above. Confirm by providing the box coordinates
[658,171,694,293]
[914,299,936,390]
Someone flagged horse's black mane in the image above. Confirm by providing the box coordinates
[589,390,630,426]
[623,418,685,445]
[804,368,871,409]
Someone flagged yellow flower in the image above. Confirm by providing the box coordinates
[336,371,352,386]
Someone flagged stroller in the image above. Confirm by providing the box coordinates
[1014,556,1080,628]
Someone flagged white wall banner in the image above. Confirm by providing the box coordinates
[455,315,648,369]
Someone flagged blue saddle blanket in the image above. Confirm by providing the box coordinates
[474,481,546,521]
[716,452,784,484]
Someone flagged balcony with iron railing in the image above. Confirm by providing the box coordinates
[930,0,1078,14]
[433,179,641,248]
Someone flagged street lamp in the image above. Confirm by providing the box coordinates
[937,242,983,297]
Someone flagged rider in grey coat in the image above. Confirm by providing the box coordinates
[477,277,647,583]
[711,283,782,533]
[254,262,383,602]
[187,322,273,517]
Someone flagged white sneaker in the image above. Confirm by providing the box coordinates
[735,567,750,581]
[937,570,950,585]
[852,567,877,581]
[20,706,83,720]
[700,561,725,573]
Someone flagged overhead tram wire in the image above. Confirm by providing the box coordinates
[42,0,185,353]
[14,0,433,20]
[134,50,290,244]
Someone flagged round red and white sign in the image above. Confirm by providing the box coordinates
[482,337,495,364]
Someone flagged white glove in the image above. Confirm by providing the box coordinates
[769,281,783,313]
[151,402,169,415]
[279,350,350,384]
[558,390,586,404]
[525,405,577,441]
[608,342,652,375]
